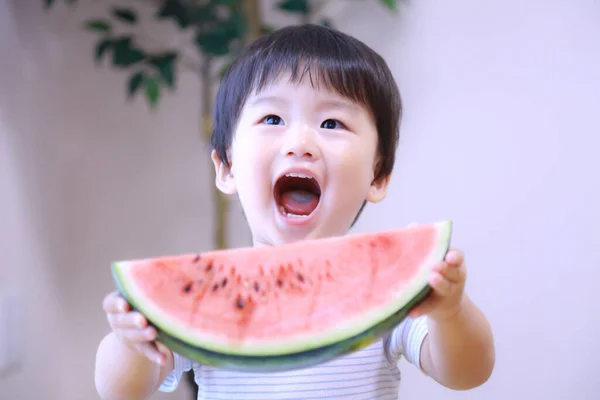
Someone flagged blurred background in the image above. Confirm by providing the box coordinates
[1,0,598,399]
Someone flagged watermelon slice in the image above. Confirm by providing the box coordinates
[111,220,452,372]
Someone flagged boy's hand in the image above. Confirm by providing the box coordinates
[408,248,467,322]
[102,291,170,365]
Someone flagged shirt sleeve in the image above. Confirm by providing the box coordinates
[158,352,194,392]
[386,315,429,373]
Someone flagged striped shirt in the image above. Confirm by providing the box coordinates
[159,315,429,400]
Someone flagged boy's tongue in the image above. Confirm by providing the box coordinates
[280,190,319,215]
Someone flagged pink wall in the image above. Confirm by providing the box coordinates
[1,0,598,399]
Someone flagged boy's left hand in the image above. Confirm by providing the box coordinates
[408,248,467,322]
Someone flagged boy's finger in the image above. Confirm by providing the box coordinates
[441,266,462,283]
[120,327,157,343]
[136,343,165,365]
[103,292,129,313]
[408,308,421,318]
[445,249,464,266]
[102,292,119,312]
[156,341,171,356]
[434,261,465,284]
[408,301,432,318]
[109,312,147,329]
[429,271,452,296]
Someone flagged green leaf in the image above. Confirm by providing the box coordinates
[111,37,146,67]
[112,7,137,24]
[45,0,77,8]
[156,0,190,29]
[380,0,398,11]
[227,9,248,39]
[148,53,178,89]
[94,38,112,62]
[217,59,234,79]
[127,71,145,98]
[320,18,333,28]
[209,0,239,5]
[195,32,230,56]
[195,28,234,56]
[84,19,111,32]
[194,9,247,56]
[187,5,217,24]
[278,0,310,15]
[260,25,276,35]
[144,76,161,108]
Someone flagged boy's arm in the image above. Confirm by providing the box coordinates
[95,332,174,400]
[407,248,495,390]
[420,295,495,390]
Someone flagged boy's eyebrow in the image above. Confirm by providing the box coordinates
[316,100,360,112]
[248,96,289,107]
[248,96,358,112]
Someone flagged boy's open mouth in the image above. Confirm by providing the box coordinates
[274,173,321,218]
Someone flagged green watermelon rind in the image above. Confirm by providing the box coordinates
[154,283,433,372]
[112,220,452,370]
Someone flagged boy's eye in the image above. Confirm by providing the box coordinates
[262,115,283,125]
[321,119,343,130]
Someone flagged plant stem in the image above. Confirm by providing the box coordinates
[204,1,262,251]
[201,56,228,250]
[241,0,262,42]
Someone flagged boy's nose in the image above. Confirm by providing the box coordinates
[281,123,320,160]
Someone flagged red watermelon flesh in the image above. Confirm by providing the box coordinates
[112,220,452,359]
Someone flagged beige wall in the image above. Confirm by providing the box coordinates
[1,0,599,399]
[326,0,600,399]
[0,0,250,398]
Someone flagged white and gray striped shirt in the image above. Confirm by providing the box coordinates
[159,315,428,400]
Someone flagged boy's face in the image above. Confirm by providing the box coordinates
[212,73,390,246]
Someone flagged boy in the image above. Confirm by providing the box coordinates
[95,24,495,399]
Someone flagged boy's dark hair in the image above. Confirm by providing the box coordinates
[211,24,402,224]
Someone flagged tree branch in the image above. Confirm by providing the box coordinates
[241,0,262,42]
[119,0,202,75]
[135,30,201,74]
[127,0,163,8]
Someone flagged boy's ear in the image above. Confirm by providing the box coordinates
[366,159,390,203]
[211,149,237,194]
[366,174,390,204]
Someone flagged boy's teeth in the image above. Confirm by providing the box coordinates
[278,205,308,218]
[287,213,306,219]
[285,172,312,179]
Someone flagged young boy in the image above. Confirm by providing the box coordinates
[95,24,495,399]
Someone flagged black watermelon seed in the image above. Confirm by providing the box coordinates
[183,283,193,293]
[212,283,219,291]
[221,278,228,288]
[193,255,200,263]
[205,262,213,272]
[236,299,244,309]
[253,282,260,292]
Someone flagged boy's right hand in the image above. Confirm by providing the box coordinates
[102,291,170,365]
